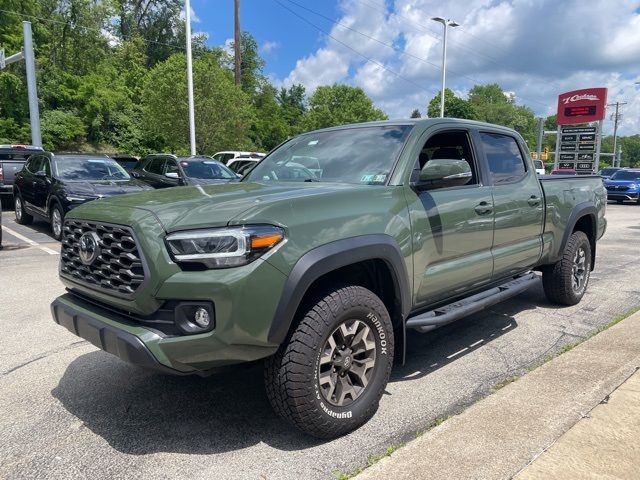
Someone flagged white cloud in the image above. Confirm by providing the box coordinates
[180,5,200,23]
[279,0,640,135]
[261,40,281,54]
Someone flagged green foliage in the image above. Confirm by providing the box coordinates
[278,84,307,135]
[410,109,422,118]
[427,89,477,120]
[601,134,640,167]
[142,53,255,154]
[302,84,387,131]
[41,110,86,150]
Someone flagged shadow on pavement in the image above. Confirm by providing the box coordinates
[51,282,546,455]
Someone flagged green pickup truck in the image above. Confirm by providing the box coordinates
[51,119,607,438]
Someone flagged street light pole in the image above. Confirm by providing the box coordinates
[185,0,196,156]
[431,17,459,118]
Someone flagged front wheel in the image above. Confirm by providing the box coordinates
[264,285,394,439]
[542,231,592,306]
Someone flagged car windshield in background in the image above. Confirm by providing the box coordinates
[179,159,237,179]
[533,160,544,169]
[245,125,413,185]
[54,157,130,181]
[600,168,619,176]
[610,170,640,181]
[116,159,138,170]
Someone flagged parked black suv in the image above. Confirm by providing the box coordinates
[0,144,43,202]
[131,154,239,188]
[13,153,152,240]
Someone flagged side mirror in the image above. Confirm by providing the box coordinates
[35,170,47,177]
[165,172,180,179]
[414,159,472,191]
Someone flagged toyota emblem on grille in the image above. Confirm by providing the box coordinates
[78,231,101,265]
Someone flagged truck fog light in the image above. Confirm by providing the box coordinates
[194,307,210,328]
[174,302,215,334]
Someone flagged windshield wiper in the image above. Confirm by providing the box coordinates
[303,178,320,182]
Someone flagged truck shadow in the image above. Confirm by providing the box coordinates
[51,283,546,455]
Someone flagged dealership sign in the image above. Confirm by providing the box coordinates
[556,88,608,125]
[554,88,607,174]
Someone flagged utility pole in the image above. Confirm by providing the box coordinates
[607,101,627,167]
[535,117,544,160]
[431,17,459,118]
[234,0,241,86]
[185,0,196,155]
[0,22,41,147]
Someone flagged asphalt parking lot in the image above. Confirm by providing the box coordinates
[1,202,639,480]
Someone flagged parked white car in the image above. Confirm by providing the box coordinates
[533,160,546,175]
[212,151,265,165]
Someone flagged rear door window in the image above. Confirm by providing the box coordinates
[26,155,43,173]
[480,132,527,184]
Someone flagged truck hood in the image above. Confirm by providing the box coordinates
[92,181,362,232]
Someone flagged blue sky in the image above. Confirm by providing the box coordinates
[189,0,640,135]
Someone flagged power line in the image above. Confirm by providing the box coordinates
[280,0,548,108]
[273,0,438,98]
[0,8,186,51]
[351,0,565,94]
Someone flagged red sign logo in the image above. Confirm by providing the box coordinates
[557,88,607,125]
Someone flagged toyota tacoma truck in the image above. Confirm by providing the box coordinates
[51,119,607,438]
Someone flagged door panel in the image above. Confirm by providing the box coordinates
[478,132,544,279]
[407,128,495,307]
[32,157,51,214]
[409,186,495,306]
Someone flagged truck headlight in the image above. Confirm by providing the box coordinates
[165,225,284,268]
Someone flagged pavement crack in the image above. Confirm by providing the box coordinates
[1,340,88,377]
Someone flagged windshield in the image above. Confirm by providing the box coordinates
[245,125,413,184]
[599,168,618,176]
[179,159,237,179]
[611,170,640,181]
[54,157,130,181]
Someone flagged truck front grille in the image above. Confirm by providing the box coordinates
[60,220,146,297]
[607,185,629,191]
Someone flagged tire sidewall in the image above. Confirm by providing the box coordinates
[310,301,393,426]
[51,203,64,240]
[564,232,591,303]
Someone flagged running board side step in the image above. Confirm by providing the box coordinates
[406,272,540,333]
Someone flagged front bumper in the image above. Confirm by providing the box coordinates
[607,192,639,201]
[51,293,279,374]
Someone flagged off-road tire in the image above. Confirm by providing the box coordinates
[542,231,591,306]
[264,285,394,439]
[14,193,33,225]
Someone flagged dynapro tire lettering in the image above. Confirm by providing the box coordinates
[367,312,387,355]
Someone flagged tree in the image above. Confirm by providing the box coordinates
[278,84,307,135]
[252,84,289,151]
[302,84,387,131]
[427,89,477,119]
[142,53,255,154]
[410,109,421,118]
[468,83,537,147]
[41,110,86,151]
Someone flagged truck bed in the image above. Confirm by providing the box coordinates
[538,175,607,266]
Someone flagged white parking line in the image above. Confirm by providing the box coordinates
[469,339,484,348]
[447,347,469,359]
[1,225,59,255]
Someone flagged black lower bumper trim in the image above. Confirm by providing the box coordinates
[51,297,186,375]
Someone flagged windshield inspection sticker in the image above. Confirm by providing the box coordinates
[361,173,387,184]
[307,139,319,146]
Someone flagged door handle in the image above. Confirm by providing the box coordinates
[474,202,493,215]
[527,195,541,207]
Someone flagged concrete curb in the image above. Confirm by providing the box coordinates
[356,311,640,480]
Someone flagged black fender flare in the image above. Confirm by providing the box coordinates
[267,234,411,344]
[557,202,597,269]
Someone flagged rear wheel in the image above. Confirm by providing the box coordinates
[14,193,33,225]
[542,231,591,306]
[264,285,394,438]
[50,203,64,241]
